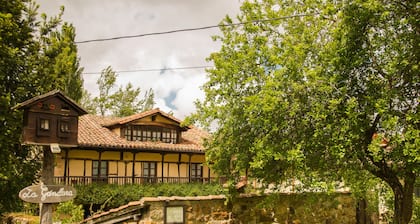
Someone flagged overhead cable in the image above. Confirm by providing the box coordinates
[76,13,317,44]
[83,65,212,75]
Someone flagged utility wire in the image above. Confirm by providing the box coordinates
[76,13,317,44]
[83,65,213,75]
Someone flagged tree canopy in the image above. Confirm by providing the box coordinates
[0,0,84,213]
[191,0,419,223]
[85,66,155,117]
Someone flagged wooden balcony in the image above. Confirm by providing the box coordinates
[54,176,217,185]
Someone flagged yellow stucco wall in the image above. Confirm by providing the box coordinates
[54,149,209,181]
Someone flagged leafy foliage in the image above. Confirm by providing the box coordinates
[74,183,224,215]
[86,66,155,116]
[54,200,84,224]
[190,0,419,223]
[0,0,84,214]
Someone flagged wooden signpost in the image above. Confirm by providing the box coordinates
[19,184,76,204]
[13,90,87,224]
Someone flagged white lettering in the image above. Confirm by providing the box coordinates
[21,189,38,199]
[40,185,74,202]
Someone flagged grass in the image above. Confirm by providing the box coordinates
[3,212,39,224]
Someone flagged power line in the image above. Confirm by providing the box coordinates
[75,13,317,44]
[83,65,213,75]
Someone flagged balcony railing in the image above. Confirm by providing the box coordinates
[54,176,217,185]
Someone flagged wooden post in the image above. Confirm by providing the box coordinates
[161,153,165,183]
[40,146,54,224]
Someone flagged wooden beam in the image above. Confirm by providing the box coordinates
[161,153,165,183]
[40,146,53,224]
[132,152,136,184]
[63,148,68,184]
[188,154,192,183]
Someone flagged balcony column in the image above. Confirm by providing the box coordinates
[98,151,102,181]
[177,153,181,181]
[63,148,68,184]
[208,166,211,183]
[132,152,136,184]
[161,153,165,183]
[188,154,192,183]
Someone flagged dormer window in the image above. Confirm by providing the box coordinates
[124,125,179,143]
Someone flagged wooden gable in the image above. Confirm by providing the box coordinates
[104,108,189,131]
[13,90,87,147]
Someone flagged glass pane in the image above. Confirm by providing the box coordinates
[40,119,49,130]
[124,127,131,140]
[92,161,99,176]
[150,168,155,176]
[100,161,107,176]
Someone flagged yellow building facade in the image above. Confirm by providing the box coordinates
[53,109,214,185]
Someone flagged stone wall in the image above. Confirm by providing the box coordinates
[83,193,356,224]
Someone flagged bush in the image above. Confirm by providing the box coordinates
[74,183,224,216]
[54,200,83,223]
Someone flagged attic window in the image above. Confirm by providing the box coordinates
[124,125,179,143]
[61,104,70,111]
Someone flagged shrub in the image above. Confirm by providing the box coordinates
[54,200,83,223]
[74,183,224,216]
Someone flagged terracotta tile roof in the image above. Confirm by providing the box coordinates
[82,195,226,223]
[78,112,208,153]
[103,108,184,127]
[12,89,88,115]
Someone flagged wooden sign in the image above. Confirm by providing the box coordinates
[19,184,76,204]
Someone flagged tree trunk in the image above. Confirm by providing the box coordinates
[390,174,415,224]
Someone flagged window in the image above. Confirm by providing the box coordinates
[37,117,52,136]
[165,206,185,224]
[58,118,71,138]
[124,126,179,143]
[132,126,142,141]
[40,119,50,130]
[92,160,108,183]
[143,162,157,183]
[191,163,203,182]
[60,122,69,132]
[124,126,132,140]
[61,104,70,112]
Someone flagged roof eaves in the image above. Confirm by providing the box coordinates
[12,90,88,115]
[78,144,205,154]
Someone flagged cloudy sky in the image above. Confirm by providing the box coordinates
[36,0,242,119]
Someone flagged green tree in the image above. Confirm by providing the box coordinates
[95,66,117,116]
[190,0,419,223]
[110,84,155,117]
[36,8,84,102]
[92,66,155,117]
[0,0,84,214]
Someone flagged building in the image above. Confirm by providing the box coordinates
[54,108,213,185]
[14,90,213,185]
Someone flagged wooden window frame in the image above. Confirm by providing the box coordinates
[36,116,52,137]
[142,161,157,183]
[124,125,180,143]
[190,163,203,182]
[92,160,108,183]
[57,118,71,138]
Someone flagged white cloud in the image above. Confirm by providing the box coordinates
[36,0,241,120]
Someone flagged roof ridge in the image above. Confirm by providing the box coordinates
[103,108,184,127]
